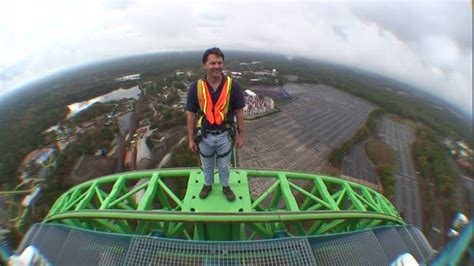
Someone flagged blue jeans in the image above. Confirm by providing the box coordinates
[198,131,232,187]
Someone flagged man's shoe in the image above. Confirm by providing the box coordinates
[222,186,235,202]
[199,185,212,199]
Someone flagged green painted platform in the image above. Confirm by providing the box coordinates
[183,170,252,213]
[183,170,253,240]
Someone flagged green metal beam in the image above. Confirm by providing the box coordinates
[157,178,182,208]
[44,168,404,241]
[137,172,160,211]
[342,183,366,211]
[45,210,403,224]
[109,181,146,208]
[269,188,283,210]
[301,184,318,210]
[277,172,299,211]
[251,180,280,209]
[100,175,125,210]
[289,182,331,209]
[75,181,98,211]
[431,221,473,265]
[315,177,339,210]
[0,189,35,195]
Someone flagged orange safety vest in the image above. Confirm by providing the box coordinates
[196,76,233,128]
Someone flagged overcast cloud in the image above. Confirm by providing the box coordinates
[0,0,472,115]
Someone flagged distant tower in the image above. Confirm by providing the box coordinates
[272,69,277,77]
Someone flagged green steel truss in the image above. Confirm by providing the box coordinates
[45,168,404,241]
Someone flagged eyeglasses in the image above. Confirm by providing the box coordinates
[202,47,224,63]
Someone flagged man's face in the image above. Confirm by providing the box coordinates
[203,54,224,80]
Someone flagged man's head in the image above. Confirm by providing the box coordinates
[202,47,224,80]
[202,47,224,64]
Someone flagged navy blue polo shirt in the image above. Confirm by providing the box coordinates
[186,75,245,131]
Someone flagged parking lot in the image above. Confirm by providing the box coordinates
[239,83,375,174]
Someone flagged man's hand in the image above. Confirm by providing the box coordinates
[234,109,245,149]
[235,134,244,149]
[189,139,198,153]
[187,112,198,153]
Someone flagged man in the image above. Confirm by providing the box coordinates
[186,47,245,202]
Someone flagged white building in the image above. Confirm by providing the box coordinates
[115,74,141,81]
[231,72,242,76]
[245,89,257,97]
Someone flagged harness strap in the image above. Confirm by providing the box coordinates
[199,146,233,159]
[197,126,236,159]
[216,147,233,159]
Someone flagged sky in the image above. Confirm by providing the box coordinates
[0,0,472,115]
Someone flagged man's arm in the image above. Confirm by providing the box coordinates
[187,111,198,153]
[234,109,244,149]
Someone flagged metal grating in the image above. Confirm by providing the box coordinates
[373,226,410,262]
[54,228,129,265]
[310,230,389,265]
[17,223,435,265]
[393,226,425,261]
[17,223,40,252]
[406,225,434,260]
[36,224,70,264]
[124,236,316,265]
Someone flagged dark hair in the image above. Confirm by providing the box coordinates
[202,47,224,64]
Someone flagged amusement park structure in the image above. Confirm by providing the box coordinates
[2,167,472,265]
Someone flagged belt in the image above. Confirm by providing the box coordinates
[205,129,227,135]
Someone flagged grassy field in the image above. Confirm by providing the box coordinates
[365,138,397,167]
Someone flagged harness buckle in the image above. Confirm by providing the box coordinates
[195,128,207,144]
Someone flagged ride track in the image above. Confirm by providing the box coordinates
[44,168,403,241]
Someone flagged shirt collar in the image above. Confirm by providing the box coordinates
[204,74,226,92]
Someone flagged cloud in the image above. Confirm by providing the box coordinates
[347,0,472,114]
[100,0,135,10]
[350,1,472,51]
[0,0,471,115]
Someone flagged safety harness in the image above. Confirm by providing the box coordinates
[195,76,236,159]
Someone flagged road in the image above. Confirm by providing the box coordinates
[118,111,134,136]
[461,175,474,192]
[378,117,422,230]
[114,135,125,172]
[341,140,377,184]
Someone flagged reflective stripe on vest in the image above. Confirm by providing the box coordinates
[197,76,232,127]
